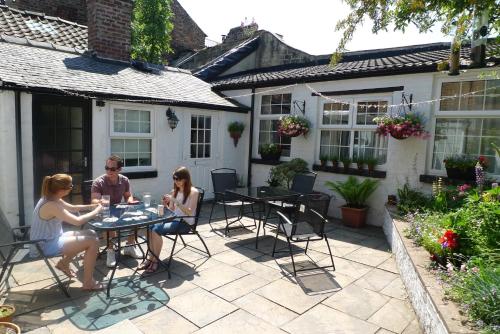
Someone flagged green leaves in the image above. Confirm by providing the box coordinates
[325,176,379,208]
[131,0,173,64]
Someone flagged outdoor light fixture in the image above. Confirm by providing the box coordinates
[166,107,179,131]
[96,99,105,112]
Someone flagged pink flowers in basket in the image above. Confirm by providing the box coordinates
[278,115,310,138]
[373,112,429,140]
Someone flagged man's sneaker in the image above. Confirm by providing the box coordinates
[123,245,142,259]
[106,249,116,268]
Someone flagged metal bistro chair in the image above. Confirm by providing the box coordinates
[162,187,210,276]
[208,168,257,236]
[264,171,317,226]
[0,207,70,297]
[272,193,334,277]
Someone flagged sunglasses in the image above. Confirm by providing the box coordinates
[105,166,119,172]
[65,184,74,190]
[172,176,182,181]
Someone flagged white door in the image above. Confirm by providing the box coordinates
[183,112,219,199]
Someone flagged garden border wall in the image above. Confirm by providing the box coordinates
[383,206,476,334]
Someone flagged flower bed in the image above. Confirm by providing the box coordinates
[397,181,500,333]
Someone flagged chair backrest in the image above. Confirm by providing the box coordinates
[292,193,331,236]
[290,172,317,194]
[211,168,238,194]
[82,179,94,204]
[191,187,205,229]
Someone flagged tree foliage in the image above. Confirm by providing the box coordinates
[131,0,173,64]
[332,0,500,64]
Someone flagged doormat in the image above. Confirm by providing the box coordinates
[63,276,169,330]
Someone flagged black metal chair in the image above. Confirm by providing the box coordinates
[271,193,334,276]
[264,171,317,225]
[208,168,256,236]
[162,187,210,276]
[0,208,70,297]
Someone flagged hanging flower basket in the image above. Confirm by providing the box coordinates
[278,115,310,138]
[373,112,429,140]
[227,121,245,147]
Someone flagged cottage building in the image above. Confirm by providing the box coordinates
[0,1,248,228]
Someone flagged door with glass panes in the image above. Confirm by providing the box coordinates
[184,112,218,199]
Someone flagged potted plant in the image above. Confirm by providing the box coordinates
[278,115,311,138]
[227,121,245,147]
[329,154,339,170]
[373,112,429,140]
[341,157,351,173]
[319,154,329,167]
[443,155,488,181]
[0,305,15,323]
[326,176,379,228]
[259,143,282,161]
[365,157,379,174]
[354,157,365,172]
[0,322,21,334]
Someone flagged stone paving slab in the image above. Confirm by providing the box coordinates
[5,205,421,334]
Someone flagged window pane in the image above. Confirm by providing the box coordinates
[261,94,292,115]
[205,117,211,128]
[114,121,126,132]
[319,130,350,160]
[323,102,349,125]
[126,110,140,121]
[114,109,151,134]
[485,79,500,110]
[138,139,151,152]
[111,139,123,153]
[125,140,138,152]
[440,82,460,110]
[258,119,290,157]
[114,109,126,121]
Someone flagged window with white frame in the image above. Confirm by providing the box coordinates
[111,108,152,168]
[258,93,292,157]
[431,79,500,175]
[190,115,211,158]
[319,97,389,164]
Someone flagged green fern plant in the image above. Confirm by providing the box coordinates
[325,176,379,208]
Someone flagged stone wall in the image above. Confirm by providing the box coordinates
[5,0,87,24]
[170,0,205,54]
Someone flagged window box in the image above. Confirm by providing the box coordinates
[312,164,386,179]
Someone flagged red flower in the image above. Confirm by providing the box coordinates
[438,229,459,250]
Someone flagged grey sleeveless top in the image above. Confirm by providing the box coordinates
[30,198,63,257]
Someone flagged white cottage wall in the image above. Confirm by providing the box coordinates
[20,93,34,226]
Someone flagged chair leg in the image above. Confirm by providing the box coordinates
[0,247,15,284]
[249,204,257,228]
[305,239,310,254]
[324,236,335,271]
[286,237,297,277]
[167,234,179,270]
[271,224,280,257]
[223,204,231,236]
[263,205,272,228]
[195,232,211,257]
[36,244,70,297]
[179,235,187,247]
[208,200,216,230]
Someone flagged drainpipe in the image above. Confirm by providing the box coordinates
[15,91,25,226]
[247,88,255,187]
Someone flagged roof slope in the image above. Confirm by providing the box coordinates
[0,39,242,111]
[211,42,500,90]
[0,5,87,51]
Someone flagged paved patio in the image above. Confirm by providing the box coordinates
[2,205,421,334]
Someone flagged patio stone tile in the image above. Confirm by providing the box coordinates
[132,307,198,333]
[14,299,72,333]
[194,309,286,334]
[380,277,407,300]
[169,257,223,279]
[355,268,399,292]
[345,247,392,267]
[189,262,248,291]
[376,329,397,334]
[322,283,390,320]
[254,278,328,314]
[282,304,379,334]
[141,272,198,299]
[234,292,298,327]
[212,274,269,302]
[282,269,341,295]
[402,318,422,334]
[378,256,399,274]
[368,298,416,333]
[94,319,142,334]
[360,237,391,251]
[236,258,284,281]
[168,288,237,327]
[317,256,372,280]
[310,239,361,257]
[187,236,241,255]
[212,247,263,266]
[175,247,211,263]
[24,327,51,334]
[11,259,66,285]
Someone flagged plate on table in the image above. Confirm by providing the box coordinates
[126,211,144,216]
[103,217,119,223]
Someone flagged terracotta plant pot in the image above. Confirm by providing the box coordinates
[331,161,339,170]
[230,132,241,147]
[340,206,368,228]
[320,160,327,167]
[0,322,21,334]
[0,305,15,323]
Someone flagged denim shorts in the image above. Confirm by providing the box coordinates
[150,219,191,235]
[30,237,63,258]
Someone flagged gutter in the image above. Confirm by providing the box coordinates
[247,88,255,187]
[15,91,25,226]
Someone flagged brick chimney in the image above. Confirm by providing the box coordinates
[87,0,133,62]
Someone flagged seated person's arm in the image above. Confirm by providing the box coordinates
[46,202,102,226]
[173,191,198,216]
[91,192,102,204]
[59,199,98,213]
[124,191,134,203]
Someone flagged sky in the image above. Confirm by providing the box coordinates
[177,0,451,55]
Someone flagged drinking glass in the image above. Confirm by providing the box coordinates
[143,192,151,208]
[101,195,110,217]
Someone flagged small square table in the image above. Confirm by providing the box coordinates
[88,204,175,297]
[225,186,299,248]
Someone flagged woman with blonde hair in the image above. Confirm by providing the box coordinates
[140,166,199,274]
[30,173,104,291]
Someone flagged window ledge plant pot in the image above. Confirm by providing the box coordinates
[340,206,368,228]
[0,322,21,334]
[445,167,475,181]
[0,305,15,323]
[260,152,281,162]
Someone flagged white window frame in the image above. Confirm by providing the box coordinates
[189,114,213,160]
[109,104,156,172]
[428,75,500,176]
[254,90,293,159]
[317,94,392,167]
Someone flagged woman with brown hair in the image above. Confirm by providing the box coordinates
[141,166,199,274]
[30,173,104,291]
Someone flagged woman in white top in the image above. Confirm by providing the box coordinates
[141,166,199,274]
[30,174,104,291]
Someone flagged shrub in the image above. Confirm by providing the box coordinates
[397,184,432,214]
[268,158,308,188]
[325,176,379,208]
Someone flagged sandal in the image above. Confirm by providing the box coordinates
[55,260,76,278]
[82,282,105,292]
[138,259,152,270]
[141,261,159,276]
